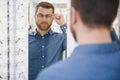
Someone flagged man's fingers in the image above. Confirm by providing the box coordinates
[54,14,61,19]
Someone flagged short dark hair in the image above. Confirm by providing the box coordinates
[35,2,54,14]
[71,0,119,29]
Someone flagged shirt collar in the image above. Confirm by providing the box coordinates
[33,29,54,36]
[72,41,120,56]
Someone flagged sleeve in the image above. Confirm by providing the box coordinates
[111,29,120,45]
[60,24,67,50]
[60,24,67,34]
[111,29,119,41]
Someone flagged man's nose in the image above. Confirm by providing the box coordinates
[42,16,47,21]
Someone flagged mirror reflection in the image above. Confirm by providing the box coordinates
[28,0,69,80]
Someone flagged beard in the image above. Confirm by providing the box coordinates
[70,25,77,42]
[36,21,52,31]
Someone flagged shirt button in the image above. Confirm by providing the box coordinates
[42,56,44,58]
[42,46,44,48]
[42,37,44,39]
[42,65,44,68]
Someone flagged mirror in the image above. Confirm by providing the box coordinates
[28,0,70,80]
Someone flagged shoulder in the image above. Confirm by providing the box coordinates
[36,59,72,80]
[35,52,81,80]
[52,32,65,38]
[29,31,35,36]
[29,32,36,43]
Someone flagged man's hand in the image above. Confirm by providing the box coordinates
[53,14,66,26]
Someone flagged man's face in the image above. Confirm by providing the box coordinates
[35,7,54,31]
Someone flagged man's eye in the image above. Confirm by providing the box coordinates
[47,15,52,18]
[37,14,43,17]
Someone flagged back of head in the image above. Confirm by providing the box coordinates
[71,0,119,29]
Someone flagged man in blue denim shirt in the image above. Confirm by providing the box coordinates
[29,2,67,80]
[36,0,120,80]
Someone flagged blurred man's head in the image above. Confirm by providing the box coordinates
[35,2,54,31]
[71,0,119,41]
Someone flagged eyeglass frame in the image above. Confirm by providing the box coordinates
[36,13,54,20]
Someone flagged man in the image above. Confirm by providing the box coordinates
[29,2,67,80]
[36,0,120,80]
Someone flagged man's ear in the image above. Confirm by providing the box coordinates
[71,7,77,25]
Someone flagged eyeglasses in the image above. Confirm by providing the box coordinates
[36,13,53,20]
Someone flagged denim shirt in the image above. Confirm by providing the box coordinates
[29,24,67,80]
[37,42,120,80]
[36,30,120,80]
